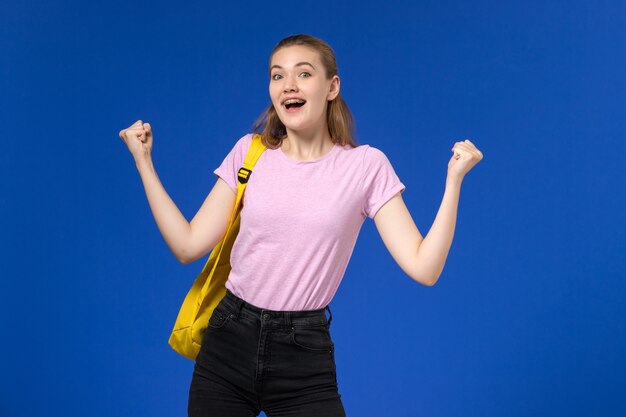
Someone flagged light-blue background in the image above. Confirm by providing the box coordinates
[1,1,624,416]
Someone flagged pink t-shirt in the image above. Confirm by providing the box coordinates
[213,133,406,310]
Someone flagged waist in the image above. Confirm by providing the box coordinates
[222,288,332,327]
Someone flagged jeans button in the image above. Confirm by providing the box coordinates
[263,313,270,321]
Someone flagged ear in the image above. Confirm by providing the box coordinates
[327,75,340,101]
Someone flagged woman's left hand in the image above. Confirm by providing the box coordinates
[448,139,483,182]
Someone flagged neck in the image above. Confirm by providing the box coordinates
[281,126,334,161]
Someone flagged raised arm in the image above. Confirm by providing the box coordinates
[373,139,483,286]
[119,120,236,265]
[374,181,459,286]
[135,160,236,264]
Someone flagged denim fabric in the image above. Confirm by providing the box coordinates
[188,288,346,416]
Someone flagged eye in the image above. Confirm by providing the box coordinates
[271,73,283,81]
[300,72,311,78]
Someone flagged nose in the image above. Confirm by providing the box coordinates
[283,74,298,92]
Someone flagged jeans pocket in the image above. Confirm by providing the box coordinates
[207,304,233,329]
[290,324,334,352]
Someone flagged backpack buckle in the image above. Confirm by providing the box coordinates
[237,167,252,184]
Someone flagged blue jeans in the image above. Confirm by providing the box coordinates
[188,288,346,416]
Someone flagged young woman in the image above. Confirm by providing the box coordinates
[119,34,482,417]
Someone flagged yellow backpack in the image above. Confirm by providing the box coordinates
[168,134,267,360]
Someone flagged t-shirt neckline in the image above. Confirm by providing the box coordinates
[277,142,340,165]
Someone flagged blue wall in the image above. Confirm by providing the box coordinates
[1,0,624,416]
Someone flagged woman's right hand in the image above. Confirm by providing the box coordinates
[119,119,153,164]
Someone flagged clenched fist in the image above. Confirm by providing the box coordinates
[119,120,153,163]
[448,139,483,182]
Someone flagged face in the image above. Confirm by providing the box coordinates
[269,45,340,136]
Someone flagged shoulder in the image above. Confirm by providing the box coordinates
[358,144,393,168]
[338,143,393,170]
[235,132,254,148]
[342,143,374,159]
[364,145,387,159]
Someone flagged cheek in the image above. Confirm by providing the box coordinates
[312,95,328,113]
[269,84,279,100]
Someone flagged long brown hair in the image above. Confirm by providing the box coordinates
[252,34,357,149]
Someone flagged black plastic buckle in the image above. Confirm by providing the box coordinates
[237,167,252,184]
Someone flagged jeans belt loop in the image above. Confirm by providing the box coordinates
[234,296,244,319]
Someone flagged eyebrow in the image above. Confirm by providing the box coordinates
[270,62,316,71]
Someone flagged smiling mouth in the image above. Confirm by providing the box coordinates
[283,99,306,110]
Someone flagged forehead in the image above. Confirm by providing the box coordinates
[270,45,321,67]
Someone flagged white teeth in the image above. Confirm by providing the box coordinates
[284,99,305,105]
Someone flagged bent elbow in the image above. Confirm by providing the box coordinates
[426,274,441,287]
[176,244,202,264]
[410,266,437,287]
[411,272,438,287]
[176,251,193,265]
[424,279,437,287]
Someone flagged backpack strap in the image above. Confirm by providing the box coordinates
[237,134,265,185]
[199,134,266,297]
[231,134,266,221]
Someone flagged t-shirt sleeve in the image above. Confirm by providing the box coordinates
[213,133,253,194]
[360,146,406,219]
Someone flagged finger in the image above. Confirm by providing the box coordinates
[120,128,135,141]
[134,120,143,126]
[452,144,468,153]
[463,140,479,151]
[143,123,151,133]
[453,140,474,150]
[127,127,143,142]
[135,128,146,142]
[458,141,476,151]
[452,141,467,150]
[453,144,482,160]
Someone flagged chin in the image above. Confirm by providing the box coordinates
[278,117,307,131]
[280,117,323,134]
[283,123,313,134]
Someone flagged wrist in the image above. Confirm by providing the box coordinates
[135,156,154,173]
[445,173,463,187]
